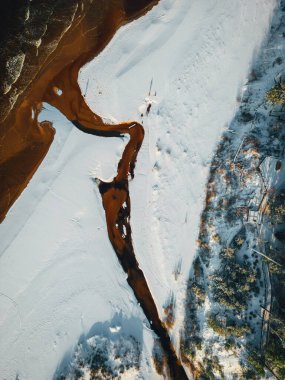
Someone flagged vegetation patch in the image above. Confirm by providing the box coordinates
[266,82,285,105]
[210,259,257,311]
[207,314,251,338]
[55,334,141,380]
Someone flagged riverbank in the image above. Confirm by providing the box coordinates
[181,2,285,378]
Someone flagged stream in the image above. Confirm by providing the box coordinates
[0,1,191,378]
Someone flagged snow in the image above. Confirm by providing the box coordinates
[79,0,276,348]
[180,1,285,376]
[0,105,158,380]
[55,315,143,379]
[109,325,121,333]
[0,0,276,379]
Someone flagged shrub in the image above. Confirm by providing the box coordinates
[266,83,285,105]
[55,334,141,380]
[225,337,236,351]
[192,283,206,303]
[267,190,285,224]
[207,314,251,337]
[221,247,235,259]
[198,355,224,379]
[212,233,221,243]
[235,237,244,246]
[240,368,258,380]
[152,339,168,377]
[163,292,175,328]
[247,352,265,377]
[265,333,285,378]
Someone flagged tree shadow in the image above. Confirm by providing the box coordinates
[52,312,144,379]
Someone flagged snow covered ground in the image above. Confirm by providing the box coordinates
[0,0,276,379]
[180,1,285,377]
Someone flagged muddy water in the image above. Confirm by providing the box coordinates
[0,1,190,378]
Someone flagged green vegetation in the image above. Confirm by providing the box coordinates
[199,355,224,380]
[240,367,259,380]
[266,82,285,105]
[191,282,206,303]
[207,314,251,337]
[210,260,257,310]
[267,189,285,224]
[212,233,221,243]
[181,258,206,361]
[56,335,141,380]
[247,350,265,377]
[224,337,236,352]
[221,247,235,259]
[265,333,285,379]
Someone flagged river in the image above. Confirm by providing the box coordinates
[0,1,191,378]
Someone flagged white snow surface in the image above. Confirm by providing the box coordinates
[0,0,276,379]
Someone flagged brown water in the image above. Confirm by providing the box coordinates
[0,1,192,378]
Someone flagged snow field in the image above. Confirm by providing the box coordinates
[0,0,276,378]
[79,0,276,350]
